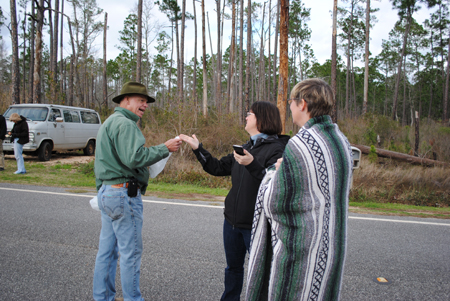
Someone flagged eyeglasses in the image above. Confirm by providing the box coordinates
[246,112,255,117]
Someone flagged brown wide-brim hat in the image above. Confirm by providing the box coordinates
[112,81,156,104]
[9,113,21,122]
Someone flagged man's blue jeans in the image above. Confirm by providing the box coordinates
[93,184,144,301]
[13,138,25,173]
[221,219,251,301]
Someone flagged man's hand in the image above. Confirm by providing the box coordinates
[234,149,254,166]
[164,137,182,152]
[179,134,200,150]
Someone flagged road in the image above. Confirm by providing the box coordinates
[0,183,449,300]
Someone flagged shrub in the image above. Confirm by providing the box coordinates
[368,145,378,163]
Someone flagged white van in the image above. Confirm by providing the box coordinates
[2,104,101,161]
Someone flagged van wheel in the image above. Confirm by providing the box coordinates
[83,140,95,156]
[38,141,52,161]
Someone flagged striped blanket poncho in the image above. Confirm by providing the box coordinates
[245,115,353,301]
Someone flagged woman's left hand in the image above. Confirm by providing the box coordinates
[234,149,254,166]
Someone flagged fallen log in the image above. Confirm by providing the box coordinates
[350,143,450,167]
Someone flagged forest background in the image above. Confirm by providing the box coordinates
[0,0,449,211]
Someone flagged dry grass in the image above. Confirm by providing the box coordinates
[137,108,450,208]
[338,114,450,162]
[352,157,450,207]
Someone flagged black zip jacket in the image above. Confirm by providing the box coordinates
[193,134,290,229]
[10,116,29,145]
[0,115,6,140]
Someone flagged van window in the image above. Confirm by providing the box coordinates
[80,111,100,124]
[4,107,48,121]
[49,109,62,121]
[63,110,80,123]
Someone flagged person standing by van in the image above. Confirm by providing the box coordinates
[9,113,29,174]
[0,113,6,171]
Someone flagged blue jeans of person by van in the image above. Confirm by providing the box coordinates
[221,219,251,301]
[0,138,5,169]
[93,184,144,301]
[13,138,25,173]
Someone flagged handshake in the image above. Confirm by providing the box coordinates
[163,134,202,153]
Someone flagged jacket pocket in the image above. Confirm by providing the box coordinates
[101,190,126,220]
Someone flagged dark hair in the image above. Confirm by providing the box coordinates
[290,78,333,118]
[250,101,282,135]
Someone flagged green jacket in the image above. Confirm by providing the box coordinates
[94,107,169,194]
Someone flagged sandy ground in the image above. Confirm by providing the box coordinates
[4,152,94,165]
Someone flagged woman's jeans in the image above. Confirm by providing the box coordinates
[93,184,144,301]
[13,138,25,173]
[221,219,251,301]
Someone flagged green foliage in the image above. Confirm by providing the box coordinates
[368,145,378,163]
[438,127,450,135]
[363,128,377,145]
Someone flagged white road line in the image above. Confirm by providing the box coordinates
[349,216,450,227]
[0,186,223,209]
[1,186,449,226]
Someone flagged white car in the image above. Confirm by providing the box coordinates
[3,104,101,161]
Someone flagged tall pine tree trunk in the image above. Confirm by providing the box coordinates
[179,0,186,102]
[10,0,20,104]
[363,0,370,115]
[277,0,288,133]
[60,0,64,101]
[136,0,142,82]
[258,2,265,102]
[29,0,35,103]
[392,8,412,121]
[202,0,208,116]
[22,11,26,103]
[33,0,45,104]
[103,12,108,108]
[245,0,252,112]
[238,0,244,123]
[272,0,279,103]
[443,24,450,123]
[331,0,338,122]
[193,0,198,107]
[216,0,222,109]
[52,0,59,101]
[227,0,236,113]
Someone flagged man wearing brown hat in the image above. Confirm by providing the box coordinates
[93,81,182,301]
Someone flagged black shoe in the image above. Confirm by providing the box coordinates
[0,167,4,171]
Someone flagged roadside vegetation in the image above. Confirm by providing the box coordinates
[1,110,449,218]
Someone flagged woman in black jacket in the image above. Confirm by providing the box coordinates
[180,101,289,301]
[9,113,29,174]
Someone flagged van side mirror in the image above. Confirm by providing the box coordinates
[55,117,64,123]
[351,146,361,169]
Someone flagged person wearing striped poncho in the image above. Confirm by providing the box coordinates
[245,78,353,301]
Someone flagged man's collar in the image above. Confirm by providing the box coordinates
[114,107,140,123]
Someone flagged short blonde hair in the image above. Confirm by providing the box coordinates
[290,78,334,118]
[9,113,21,122]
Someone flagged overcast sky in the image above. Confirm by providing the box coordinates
[0,0,437,67]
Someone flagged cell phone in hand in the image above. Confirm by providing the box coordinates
[233,145,245,156]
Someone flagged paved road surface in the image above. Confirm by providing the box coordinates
[1,183,449,300]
